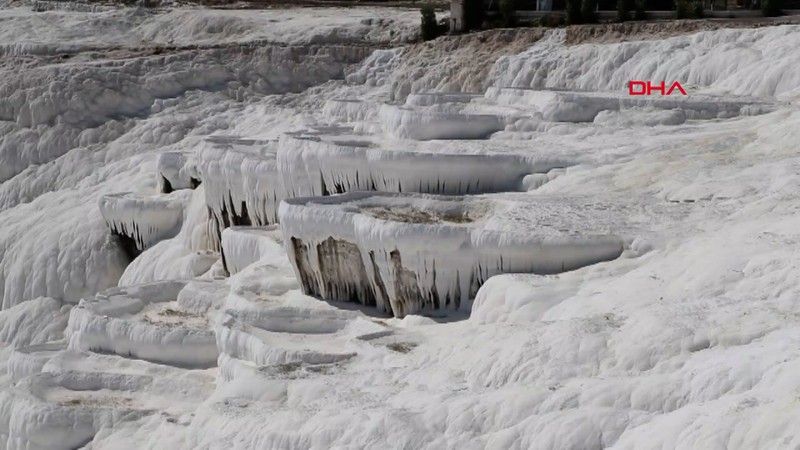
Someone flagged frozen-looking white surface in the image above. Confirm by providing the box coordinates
[0,349,214,450]
[379,104,506,140]
[7,342,66,383]
[220,226,284,275]
[0,6,420,50]
[489,25,800,100]
[1,5,800,449]
[216,308,357,379]
[67,281,218,368]
[0,188,130,309]
[157,151,197,193]
[118,186,218,286]
[322,98,381,123]
[485,86,780,122]
[0,297,68,348]
[177,279,229,315]
[404,92,483,107]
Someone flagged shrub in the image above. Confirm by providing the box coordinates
[420,3,439,41]
[566,0,583,24]
[500,0,517,27]
[581,0,598,23]
[762,0,784,16]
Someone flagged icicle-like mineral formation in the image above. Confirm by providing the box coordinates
[98,192,187,259]
[279,192,625,318]
[277,132,572,199]
[196,137,281,250]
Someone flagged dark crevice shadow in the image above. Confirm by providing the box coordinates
[88,348,217,371]
[317,299,394,319]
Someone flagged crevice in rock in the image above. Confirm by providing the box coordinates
[234,201,252,227]
[111,232,141,261]
[161,176,173,194]
[390,250,422,317]
[220,246,230,277]
[369,251,389,308]
[292,237,320,298]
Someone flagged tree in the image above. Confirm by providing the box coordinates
[633,0,648,20]
[762,0,784,16]
[566,0,583,24]
[499,0,517,27]
[581,0,598,23]
[420,3,439,41]
[675,0,703,18]
[675,0,690,18]
[692,0,704,17]
[464,0,485,31]
[617,0,632,22]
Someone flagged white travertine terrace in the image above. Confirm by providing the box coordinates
[277,131,573,199]
[196,136,280,249]
[279,192,625,317]
[98,191,188,255]
[67,281,218,368]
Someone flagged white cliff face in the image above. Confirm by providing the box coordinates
[1,5,800,449]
